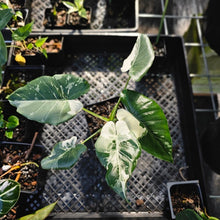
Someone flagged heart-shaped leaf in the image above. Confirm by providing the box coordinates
[0,32,7,67]
[0,179,20,218]
[12,21,33,41]
[18,201,57,220]
[121,89,173,162]
[35,37,48,48]
[121,34,155,82]
[6,115,19,129]
[95,120,141,200]
[0,9,13,31]
[8,74,90,125]
[41,136,87,169]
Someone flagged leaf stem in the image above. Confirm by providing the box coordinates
[109,76,131,121]
[155,0,169,45]
[81,128,102,144]
[82,107,110,122]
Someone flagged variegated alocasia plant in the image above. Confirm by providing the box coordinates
[8,34,173,200]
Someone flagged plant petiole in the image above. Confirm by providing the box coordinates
[82,107,110,122]
[81,128,102,144]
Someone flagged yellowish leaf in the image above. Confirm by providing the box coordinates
[15,53,26,66]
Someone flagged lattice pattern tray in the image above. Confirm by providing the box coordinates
[18,35,202,219]
[28,0,138,33]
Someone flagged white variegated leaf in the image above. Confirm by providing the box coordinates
[8,74,90,125]
[95,121,141,200]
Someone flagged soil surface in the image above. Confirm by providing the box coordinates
[86,97,122,141]
[171,183,203,215]
[0,143,42,192]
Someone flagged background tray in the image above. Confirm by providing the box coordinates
[27,0,138,33]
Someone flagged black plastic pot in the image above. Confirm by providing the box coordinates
[7,36,64,66]
[0,141,47,194]
[1,9,29,41]
[167,180,204,219]
[1,65,45,99]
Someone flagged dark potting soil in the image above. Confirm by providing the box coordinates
[171,184,202,215]
[86,97,122,141]
[0,143,42,192]
[42,38,63,54]
[67,8,91,28]
[1,204,19,220]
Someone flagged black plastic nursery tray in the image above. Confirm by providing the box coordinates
[28,0,138,33]
[17,35,204,219]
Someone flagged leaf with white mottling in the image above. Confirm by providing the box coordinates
[41,136,87,169]
[8,74,90,125]
[121,34,155,82]
[95,121,141,200]
[0,179,20,218]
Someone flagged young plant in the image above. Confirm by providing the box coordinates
[11,21,48,65]
[0,8,48,67]
[0,106,19,139]
[62,0,88,19]
[0,2,24,27]
[7,34,173,200]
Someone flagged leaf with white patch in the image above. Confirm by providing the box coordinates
[41,136,87,169]
[121,34,155,82]
[95,121,141,200]
[8,74,90,125]
[116,108,147,139]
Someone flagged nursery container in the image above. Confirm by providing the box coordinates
[29,0,138,33]
[7,36,64,66]
[13,34,205,219]
[1,8,29,41]
[167,180,204,219]
[0,141,47,194]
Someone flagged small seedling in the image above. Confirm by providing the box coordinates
[0,106,19,139]
[62,0,88,19]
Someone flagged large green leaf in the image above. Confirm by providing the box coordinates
[18,201,57,220]
[0,179,20,218]
[41,136,87,169]
[0,32,7,67]
[0,9,13,31]
[8,74,90,125]
[95,120,141,200]
[12,21,33,41]
[121,34,155,82]
[176,209,203,220]
[121,89,173,162]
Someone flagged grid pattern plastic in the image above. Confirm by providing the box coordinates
[29,0,135,30]
[36,52,187,215]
